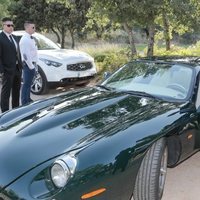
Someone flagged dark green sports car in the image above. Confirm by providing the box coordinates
[0,57,200,200]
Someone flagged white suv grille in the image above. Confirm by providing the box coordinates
[67,62,93,71]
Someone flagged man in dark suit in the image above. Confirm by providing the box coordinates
[0,17,22,113]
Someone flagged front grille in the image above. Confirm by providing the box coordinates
[67,62,93,71]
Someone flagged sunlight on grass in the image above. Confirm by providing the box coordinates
[76,42,126,55]
[75,41,200,79]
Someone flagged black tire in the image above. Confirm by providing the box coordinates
[133,138,168,200]
[31,67,48,95]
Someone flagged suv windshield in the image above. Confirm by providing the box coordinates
[33,33,60,50]
[13,31,60,50]
[102,61,194,101]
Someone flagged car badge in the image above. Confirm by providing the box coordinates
[79,64,86,69]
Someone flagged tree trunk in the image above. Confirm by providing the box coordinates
[61,27,65,49]
[147,24,155,57]
[94,23,103,39]
[162,11,170,50]
[96,27,103,39]
[69,29,75,49]
[123,22,137,57]
[51,28,61,44]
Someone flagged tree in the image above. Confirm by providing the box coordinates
[159,0,172,51]
[91,0,164,57]
[9,0,90,48]
[8,0,47,30]
[0,0,11,21]
[85,2,119,39]
[67,0,90,48]
[158,0,200,50]
[132,0,164,56]
[44,1,70,48]
[90,0,138,57]
[44,0,90,48]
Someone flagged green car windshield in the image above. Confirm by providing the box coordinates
[102,61,194,100]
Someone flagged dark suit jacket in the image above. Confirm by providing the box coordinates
[0,31,22,74]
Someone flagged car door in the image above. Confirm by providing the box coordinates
[174,69,200,163]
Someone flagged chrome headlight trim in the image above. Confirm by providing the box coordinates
[51,155,77,188]
[61,154,77,175]
[51,160,70,188]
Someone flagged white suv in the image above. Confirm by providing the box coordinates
[14,31,97,94]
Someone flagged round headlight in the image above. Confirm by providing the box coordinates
[51,160,70,188]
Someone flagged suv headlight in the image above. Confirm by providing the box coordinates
[40,58,62,67]
[51,155,77,188]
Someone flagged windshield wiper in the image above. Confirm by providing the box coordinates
[120,90,163,100]
[95,84,112,91]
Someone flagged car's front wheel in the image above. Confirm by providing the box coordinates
[31,67,48,95]
[133,138,168,200]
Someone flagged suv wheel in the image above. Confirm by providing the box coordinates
[31,67,48,95]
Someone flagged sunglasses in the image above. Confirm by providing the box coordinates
[4,24,14,27]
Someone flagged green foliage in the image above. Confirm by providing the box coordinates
[79,41,200,79]
[85,2,120,39]
[8,0,90,48]
[170,0,200,30]
[3,0,200,58]
[78,44,130,75]
[44,1,70,46]
[44,0,90,48]
[0,0,10,20]
[154,41,200,56]
[8,0,47,30]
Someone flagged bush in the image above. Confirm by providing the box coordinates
[77,43,130,75]
[154,41,200,56]
[77,41,200,80]
[94,54,106,62]
[94,49,130,75]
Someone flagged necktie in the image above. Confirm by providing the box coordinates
[9,35,16,50]
[9,35,19,64]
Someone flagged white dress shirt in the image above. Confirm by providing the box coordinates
[19,32,38,69]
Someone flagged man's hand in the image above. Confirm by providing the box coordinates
[35,64,38,73]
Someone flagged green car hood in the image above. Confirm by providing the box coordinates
[0,87,180,187]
